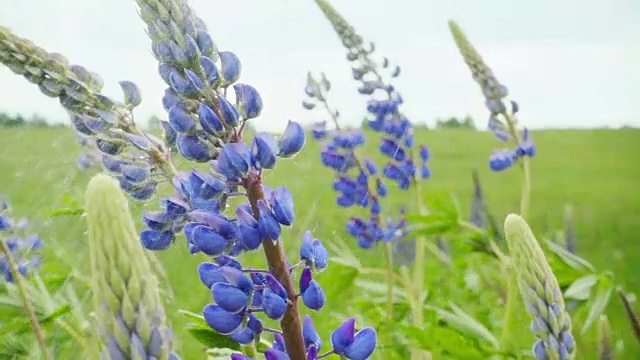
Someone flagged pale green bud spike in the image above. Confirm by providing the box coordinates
[598,315,614,360]
[504,214,575,360]
[85,174,179,360]
[448,20,509,104]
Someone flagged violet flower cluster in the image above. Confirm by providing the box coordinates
[302,0,429,254]
[302,73,417,256]
[0,196,42,282]
[130,0,377,359]
[448,21,536,171]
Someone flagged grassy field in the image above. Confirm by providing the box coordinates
[1,126,639,358]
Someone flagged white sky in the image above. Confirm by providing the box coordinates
[1,0,639,132]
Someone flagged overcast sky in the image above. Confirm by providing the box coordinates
[1,0,639,132]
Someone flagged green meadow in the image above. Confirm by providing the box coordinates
[1,126,639,358]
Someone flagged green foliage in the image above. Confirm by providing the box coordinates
[0,127,638,358]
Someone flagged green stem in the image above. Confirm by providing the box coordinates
[383,242,394,331]
[520,157,531,219]
[0,237,52,360]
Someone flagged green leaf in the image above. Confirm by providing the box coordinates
[186,325,241,351]
[543,239,595,273]
[581,274,614,334]
[564,274,598,300]
[179,310,241,350]
[406,213,458,236]
[429,303,500,349]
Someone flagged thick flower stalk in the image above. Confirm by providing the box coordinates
[0,27,176,200]
[131,1,378,359]
[448,20,536,173]
[504,214,575,360]
[84,174,179,360]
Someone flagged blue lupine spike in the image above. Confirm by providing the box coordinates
[251,133,279,170]
[302,101,316,110]
[176,134,213,162]
[200,56,220,86]
[269,186,294,226]
[278,120,306,158]
[184,222,204,254]
[299,267,325,311]
[376,178,387,197]
[219,51,242,85]
[190,225,231,256]
[257,200,281,241]
[211,282,250,314]
[303,315,322,351]
[184,68,207,91]
[234,83,263,119]
[168,104,196,133]
[364,159,378,175]
[129,182,157,201]
[118,80,142,108]
[197,262,227,288]
[331,317,355,353]
[140,230,174,250]
[218,96,240,126]
[198,103,224,136]
[202,304,244,335]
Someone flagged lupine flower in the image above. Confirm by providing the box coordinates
[0,27,175,199]
[0,196,42,282]
[504,214,575,360]
[128,1,377,358]
[303,1,430,256]
[448,21,536,172]
[85,174,179,360]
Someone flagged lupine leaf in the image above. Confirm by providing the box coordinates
[179,310,241,351]
[430,303,500,349]
[543,238,595,272]
[581,274,614,334]
[564,274,599,300]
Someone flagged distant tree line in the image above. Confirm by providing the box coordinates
[0,112,66,128]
